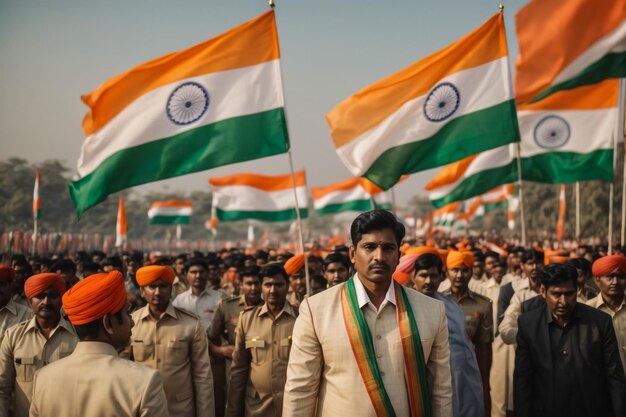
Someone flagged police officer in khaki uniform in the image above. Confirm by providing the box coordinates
[0,273,77,417]
[226,263,297,417]
[210,266,264,417]
[443,251,493,416]
[129,265,215,417]
[0,266,32,347]
[29,270,169,417]
[284,254,306,309]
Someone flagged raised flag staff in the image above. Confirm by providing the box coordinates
[115,195,127,250]
[514,143,528,246]
[32,167,41,255]
[620,79,626,246]
[575,182,581,239]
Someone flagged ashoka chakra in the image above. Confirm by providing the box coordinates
[166,82,209,125]
[423,82,461,122]
[533,115,571,149]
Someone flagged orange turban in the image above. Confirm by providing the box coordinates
[393,247,442,285]
[549,256,569,264]
[592,255,626,277]
[24,273,66,299]
[136,265,176,287]
[0,265,16,282]
[284,254,305,276]
[63,271,127,326]
[446,251,475,270]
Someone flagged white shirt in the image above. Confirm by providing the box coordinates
[172,287,223,332]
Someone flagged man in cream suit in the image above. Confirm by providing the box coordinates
[283,210,452,417]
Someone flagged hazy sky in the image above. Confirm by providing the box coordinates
[0,0,527,207]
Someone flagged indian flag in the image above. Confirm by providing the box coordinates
[148,201,192,224]
[69,11,289,218]
[209,171,308,222]
[518,79,619,183]
[326,12,520,190]
[33,168,41,220]
[426,146,517,208]
[515,0,626,103]
[311,178,373,216]
[432,203,459,233]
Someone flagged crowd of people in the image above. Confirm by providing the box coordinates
[0,209,625,416]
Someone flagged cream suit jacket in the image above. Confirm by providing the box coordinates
[29,341,168,417]
[283,279,453,417]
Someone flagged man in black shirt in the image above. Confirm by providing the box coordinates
[514,263,626,417]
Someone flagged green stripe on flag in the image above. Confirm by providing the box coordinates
[149,215,190,225]
[431,161,518,208]
[531,52,626,103]
[316,199,372,216]
[483,201,506,212]
[363,101,520,190]
[69,108,289,218]
[521,149,613,184]
[216,207,308,222]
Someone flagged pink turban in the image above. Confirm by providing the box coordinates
[393,247,442,284]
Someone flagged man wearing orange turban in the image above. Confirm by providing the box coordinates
[0,273,77,417]
[284,253,307,308]
[586,255,626,374]
[29,271,169,416]
[441,251,493,413]
[127,265,213,417]
[0,265,32,347]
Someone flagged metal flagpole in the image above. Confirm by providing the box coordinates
[609,183,614,255]
[611,79,626,253]
[575,182,580,239]
[618,79,626,246]
[514,143,528,247]
[390,187,397,216]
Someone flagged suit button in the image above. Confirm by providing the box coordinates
[561,350,567,355]
[376,335,381,340]
[376,353,382,359]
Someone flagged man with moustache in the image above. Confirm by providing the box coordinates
[210,265,264,417]
[0,273,77,417]
[586,254,626,374]
[283,210,452,416]
[128,265,214,417]
[0,266,32,347]
[29,270,169,416]
[514,263,626,417]
[284,254,307,308]
[226,263,297,417]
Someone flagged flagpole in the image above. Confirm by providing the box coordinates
[575,182,580,239]
[618,78,626,246]
[609,183,614,255]
[390,187,397,216]
[612,79,625,254]
[514,143,528,247]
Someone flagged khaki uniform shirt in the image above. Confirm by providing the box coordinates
[0,316,77,417]
[0,300,32,346]
[226,302,298,417]
[129,303,215,417]
[209,295,256,346]
[285,291,302,309]
[172,276,189,300]
[30,341,169,417]
[586,295,626,375]
[443,289,494,346]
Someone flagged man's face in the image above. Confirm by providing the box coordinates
[575,268,585,289]
[595,272,626,299]
[127,260,140,276]
[448,266,472,292]
[542,280,577,322]
[262,275,288,308]
[109,303,134,351]
[140,279,172,312]
[412,267,443,297]
[484,256,498,277]
[0,280,12,308]
[522,259,538,281]
[492,263,505,283]
[472,261,484,279]
[207,264,221,286]
[349,229,399,285]
[186,265,208,293]
[511,253,522,268]
[241,276,261,305]
[289,273,306,296]
[30,289,62,322]
[173,259,185,276]
[324,262,349,287]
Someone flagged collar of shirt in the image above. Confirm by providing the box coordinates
[24,315,74,336]
[73,341,118,356]
[545,303,582,325]
[257,301,298,319]
[483,277,499,289]
[186,287,221,299]
[137,303,179,322]
[353,274,396,312]
[442,288,476,302]
[0,299,18,315]
[592,294,626,313]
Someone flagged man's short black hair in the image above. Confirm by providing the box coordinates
[484,251,501,261]
[102,256,124,271]
[52,259,76,273]
[184,258,208,273]
[174,254,187,263]
[350,210,405,247]
[241,265,261,279]
[538,263,578,289]
[323,253,350,271]
[521,249,541,264]
[473,251,485,263]
[72,309,125,340]
[255,250,269,262]
[259,263,289,282]
[413,253,443,274]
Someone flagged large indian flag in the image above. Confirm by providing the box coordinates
[426,145,517,208]
[432,203,460,233]
[148,201,192,224]
[311,178,373,216]
[518,79,619,183]
[515,0,626,103]
[69,11,289,218]
[326,12,520,190]
[209,172,308,222]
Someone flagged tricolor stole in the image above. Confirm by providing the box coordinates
[341,279,432,417]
